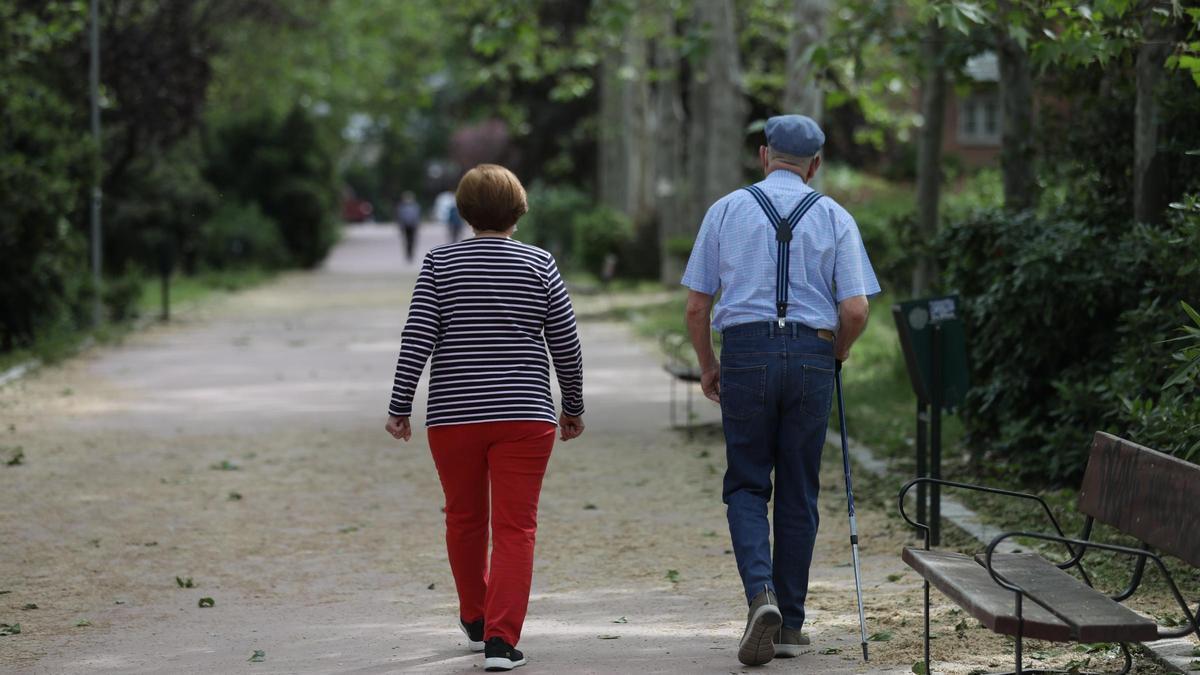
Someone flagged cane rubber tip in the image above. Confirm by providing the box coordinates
[862,643,869,661]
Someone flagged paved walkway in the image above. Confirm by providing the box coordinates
[1,224,923,674]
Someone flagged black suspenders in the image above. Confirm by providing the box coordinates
[741,184,824,328]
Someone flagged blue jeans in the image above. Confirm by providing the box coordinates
[719,321,835,631]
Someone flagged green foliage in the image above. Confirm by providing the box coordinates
[204,106,338,268]
[938,195,1200,481]
[0,1,93,351]
[517,183,632,275]
[198,202,288,270]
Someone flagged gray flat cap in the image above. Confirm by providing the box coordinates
[765,114,825,157]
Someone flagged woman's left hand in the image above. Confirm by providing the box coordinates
[385,415,412,441]
[558,413,585,441]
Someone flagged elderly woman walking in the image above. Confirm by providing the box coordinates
[385,164,585,672]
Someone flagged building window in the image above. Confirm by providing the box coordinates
[957,93,1001,145]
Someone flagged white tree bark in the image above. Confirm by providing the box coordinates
[688,0,747,227]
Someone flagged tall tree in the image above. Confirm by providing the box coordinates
[1134,2,1173,224]
[912,20,947,296]
[995,0,1037,210]
[688,0,748,227]
[782,0,828,190]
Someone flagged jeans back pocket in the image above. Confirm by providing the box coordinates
[800,364,834,419]
[721,364,767,421]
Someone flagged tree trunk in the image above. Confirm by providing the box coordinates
[782,0,828,190]
[996,1,1037,211]
[688,0,747,227]
[782,0,826,118]
[912,23,947,297]
[1134,5,1171,225]
[651,8,689,285]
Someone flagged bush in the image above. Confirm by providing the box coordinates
[198,202,288,270]
[204,105,338,268]
[516,183,632,275]
[937,195,1200,482]
[0,3,94,352]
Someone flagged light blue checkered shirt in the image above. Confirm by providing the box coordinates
[681,170,881,332]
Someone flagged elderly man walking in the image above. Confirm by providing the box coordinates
[682,115,880,666]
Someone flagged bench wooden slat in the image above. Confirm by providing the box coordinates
[663,364,703,382]
[903,548,1072,641]
[974,552,1160,643]
[1078,432,1200,568]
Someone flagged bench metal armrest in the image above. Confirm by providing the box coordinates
[897,478,1076,561]
[984,531,1200,640]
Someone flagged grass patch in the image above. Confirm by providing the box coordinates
[137,268,275,317]
[0,268,275,374]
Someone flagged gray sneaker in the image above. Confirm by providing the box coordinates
[737,586,782,666]
[773,626,811,658]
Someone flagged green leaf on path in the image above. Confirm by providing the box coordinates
[427,583,435,590]
[198,597,215,608]
[176,576,195,588]
[249,649,266,663]
[665,570,680,583]
[868,631,892,642]
[598,634,620,639]
[0,623,20,636]
[209,460,239,471]
[5,447,24,466]
[886,573,904,582]
[75,619,91,627]
[228,491,243,501]
[338,526,359,534]
[21,604,36,610]
[912,661,928,674]
[820,647,841,655]
[583,503,597,510]
[955,619,970,633]
[612,616,628,624]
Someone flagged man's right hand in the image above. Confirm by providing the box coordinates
[701,364,721,403]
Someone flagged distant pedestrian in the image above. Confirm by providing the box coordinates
[682,115,879,666]
[396,191,421,262]
[446,203,464,243]
[385,164,585,672]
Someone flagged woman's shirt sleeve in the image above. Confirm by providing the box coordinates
[388,254,441,417]
[543,255,585,417]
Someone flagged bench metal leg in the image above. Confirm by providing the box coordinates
[923,578,932,675]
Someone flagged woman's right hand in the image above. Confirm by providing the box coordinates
[385,415,412,441]
[559,413,585,441]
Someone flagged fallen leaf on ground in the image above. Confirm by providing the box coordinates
[612,616,628,624]
[248,649,266,662]
[598,635,620,640]
[21,604,36,610]
[0,623,20,636]
[198,597,215,608]
[176,576,195,588]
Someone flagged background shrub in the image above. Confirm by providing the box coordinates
[937,196,1200,482]
[198,202,288,270]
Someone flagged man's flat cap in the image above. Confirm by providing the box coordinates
[765,114,825,157]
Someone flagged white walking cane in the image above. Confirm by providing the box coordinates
[835,361,869,661]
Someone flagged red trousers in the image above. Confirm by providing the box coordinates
[428,421,556,647]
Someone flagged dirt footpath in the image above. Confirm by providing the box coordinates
[0,225,1142,674]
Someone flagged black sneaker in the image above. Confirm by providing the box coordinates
[459,617,484,653]
[484,636,527,671]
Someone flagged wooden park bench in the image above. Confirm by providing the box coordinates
[898,432,1200,674]
[660,332,702,434]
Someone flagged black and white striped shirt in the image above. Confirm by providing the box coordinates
[388,236,585,426]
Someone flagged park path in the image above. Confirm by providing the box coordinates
[1,224,932,674]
